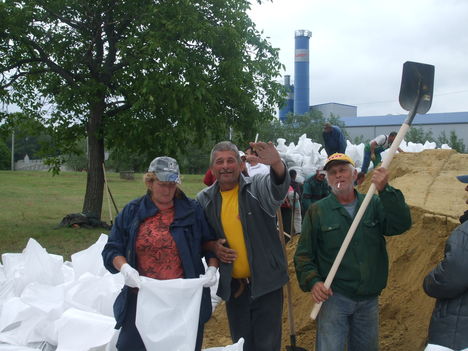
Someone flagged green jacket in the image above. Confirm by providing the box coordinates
[301,176,330,213]
[294,185,411,300]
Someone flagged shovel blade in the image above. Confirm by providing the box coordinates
[399,61,434,114]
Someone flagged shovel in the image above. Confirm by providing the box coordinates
[277,209,308,351]
[310,61,435,320]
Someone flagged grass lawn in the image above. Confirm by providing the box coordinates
[0,170,205,260]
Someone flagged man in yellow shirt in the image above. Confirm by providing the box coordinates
[197,140,290,351]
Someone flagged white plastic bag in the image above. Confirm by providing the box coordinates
[71,234,108,279]
[136,277,205,351]
[55,308,116,351]
[203,338,244,351]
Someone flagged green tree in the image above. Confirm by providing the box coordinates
[1,0,284,219]
[0,139,10,170]
[0,112,54,162]
[437,130,466,153]
[352,135,365,144]
[405,127,434,144]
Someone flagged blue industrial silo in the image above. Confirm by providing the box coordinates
[279,75,294,122]
[294,29,312,115]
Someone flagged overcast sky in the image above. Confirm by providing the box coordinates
[249,0,468,117]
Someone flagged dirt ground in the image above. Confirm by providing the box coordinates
[203,149,468,350]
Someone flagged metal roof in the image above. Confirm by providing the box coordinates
[341,111,468,127]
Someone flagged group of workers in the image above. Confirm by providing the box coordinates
[101,127,467,351]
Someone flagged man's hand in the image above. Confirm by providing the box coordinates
[250,141,285,178]
[372,167,389,192]
[370,152,376,161]
[311,281,333,304]
[120,263,141,288]
[250,141,281,166]
[214,239,237,264]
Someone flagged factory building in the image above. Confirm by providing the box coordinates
[341,112,468,145]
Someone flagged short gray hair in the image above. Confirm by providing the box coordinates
[210,141,241,166]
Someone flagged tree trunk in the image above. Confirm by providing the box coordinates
[82,101,105,220]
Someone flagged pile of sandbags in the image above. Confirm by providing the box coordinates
[277,134,451,183]
[0,236,233,351]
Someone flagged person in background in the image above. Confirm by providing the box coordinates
[102,156,219,351]
[203,168,216,186]
[281,169,302,237]
[301,168,329,216]
[239,151,250,177]
[360,132,404,175]
[244,145,270,177]
[322,122,346,156]
[294,153,411,351]
[197,141,290,351]
[423,174,468,351]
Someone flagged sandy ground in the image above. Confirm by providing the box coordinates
[203,149,468,351]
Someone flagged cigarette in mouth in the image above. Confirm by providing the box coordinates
[337,182,341,189]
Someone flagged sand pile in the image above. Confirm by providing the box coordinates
[203,149,468,351]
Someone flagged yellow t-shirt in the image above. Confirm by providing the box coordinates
[220,185,251,278]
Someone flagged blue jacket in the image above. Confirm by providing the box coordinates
[102,192,216,328]
[423,220,468,350]
[322,125,346,156]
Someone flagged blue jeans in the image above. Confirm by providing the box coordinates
[361,145,384,174]
[316,292,379,351]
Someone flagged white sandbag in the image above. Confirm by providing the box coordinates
[423,141,437,149]
[22,239,64,288]
[346,142,365,169]
[61,262,75,285]
[136,277,205,351]
[55,308,116,351]
[65,272,122,317]
[0,344,44,350]
[203,338,244,351]
[295,134,315,156]
[4,239,64,296]
[1,254,23,282]
[0,281,15,305]
[0,314,47,347]
[0,297,32,333]
[21,283,64,317]
[71,234,108,279]
[0,264,5,283]
[276,138,287,153]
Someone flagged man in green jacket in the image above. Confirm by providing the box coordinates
[301,168,329,216]
[294,153,411,351]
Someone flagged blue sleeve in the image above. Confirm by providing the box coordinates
[195,201,217,260]
[322,131,331,155]
[102,205,131,274]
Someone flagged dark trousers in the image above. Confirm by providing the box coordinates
[226,279,283,351]
[116,291,204,351]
